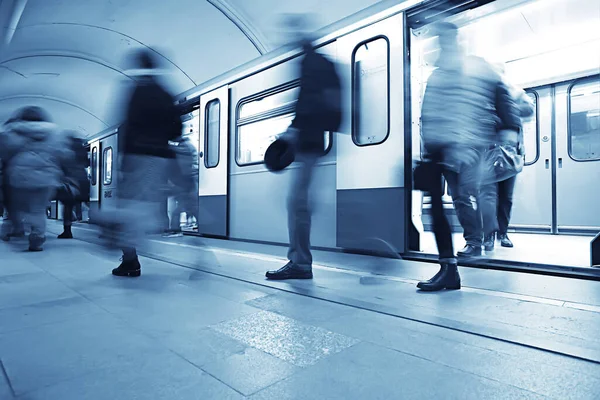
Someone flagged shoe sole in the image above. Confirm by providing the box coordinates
[501,243,513,248]
[112,270,141,277]
[417,283,461,291]
[265,273,313,280]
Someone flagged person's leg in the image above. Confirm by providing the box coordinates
[59,201,74,238]
[497,175,517,247]
[480,181,499,252]
[27,188,52,251]
[267,152,316,280]
[417,161,460,291]
[446,156,484,256]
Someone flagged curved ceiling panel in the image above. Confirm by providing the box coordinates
[16,0,261,85]
[0,96,108,136]
[225,0,381,49]
[0,0,387,136]
[2,24,193,93]
[0,56,134,126]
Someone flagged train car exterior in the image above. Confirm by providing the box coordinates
[85,0,600,267]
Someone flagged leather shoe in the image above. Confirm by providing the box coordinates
[266,262,313,280]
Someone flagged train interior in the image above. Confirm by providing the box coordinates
[410,0,600,268]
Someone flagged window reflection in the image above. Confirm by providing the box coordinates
[353,37,390,145]
[239,88,300,119]
[569,79,600,161]
[205,100,221,168]
[522,92,539,165]
[103,147,112,185]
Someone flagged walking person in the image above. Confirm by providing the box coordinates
[416,22,520,291]
[57,130,90,239]
[482,76,535,251]
[0,106,72,251]
[164,134,199,237]
[265,15,342,280]
[108,48,182,277]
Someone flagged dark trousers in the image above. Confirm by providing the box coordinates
[426,161,455,260]
[62,202,75,227]
[481,175,516,236]
[445,152,497,247]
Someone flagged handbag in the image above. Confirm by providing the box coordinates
[413,160,440,191]
[482,144,524,184]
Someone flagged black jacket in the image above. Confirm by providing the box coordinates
[120,75,181,161]
[291,42,339,154]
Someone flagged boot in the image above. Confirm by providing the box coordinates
[457,244,482,257]
[417,262,461,292]
[58,226,73,239]
[499,233,513,248]
[112,257,141,277]
[483,232,495,252]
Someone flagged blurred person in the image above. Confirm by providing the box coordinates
[415,22,520,291]
[56,130,90,239]
[106,48,181,277]
[0,117,24,240]
[265,14,342,280]
[0,107,72,251]
[482,69,535,251]
[164,134,199,237]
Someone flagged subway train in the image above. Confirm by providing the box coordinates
[85,0,600,268]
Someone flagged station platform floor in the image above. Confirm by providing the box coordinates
[0,220,599,399]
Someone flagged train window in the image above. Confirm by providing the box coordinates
[239,87,300,119]
[352,37,390,146]
[91,147,97,185]
[522,91,539,166]
[205,99,220,168]
[569,78,600,161]
[236,84,332,166]
[103,147,113,185]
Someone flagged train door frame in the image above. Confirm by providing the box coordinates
[88,139,101,222]
[335,12,406,253]
[198,85,230,238]
[99,134,118,211]
[403,0,500,255]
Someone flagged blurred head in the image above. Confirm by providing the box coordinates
[434,22,459,52]
[125,48,159,71]
[11,106,52,123]
[276,13,318,47]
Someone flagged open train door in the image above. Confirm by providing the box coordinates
[198,85,229,237]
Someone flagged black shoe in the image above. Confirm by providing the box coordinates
[112,257,141,277]
[417,263,461,292]
[483,233,495,252]
[499,234,513,248]
[266,262,313,280]
[58,229,73,239]
[457,244,482,257]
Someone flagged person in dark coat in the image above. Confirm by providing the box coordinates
[56,131,91,239]
[266,19,342,280]
[109,48,182,277]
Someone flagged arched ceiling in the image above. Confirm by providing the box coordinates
[0,0,384,137]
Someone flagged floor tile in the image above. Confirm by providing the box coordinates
[211,310,360,367]
[202,347,299,396]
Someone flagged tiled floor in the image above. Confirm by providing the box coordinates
[0,225,599,399]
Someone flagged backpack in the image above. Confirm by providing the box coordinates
[320,58,342,132]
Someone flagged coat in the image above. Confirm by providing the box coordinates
[0,121,72,190]
[421,55,521,154]
[57,135,91,202]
